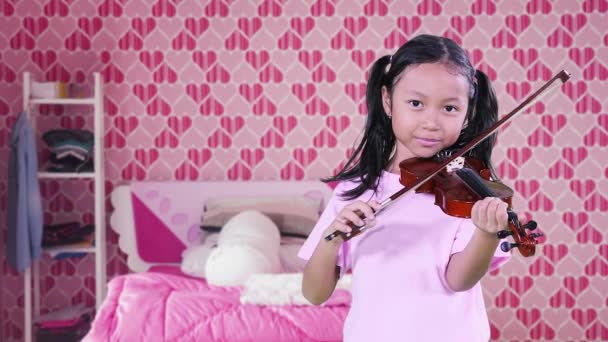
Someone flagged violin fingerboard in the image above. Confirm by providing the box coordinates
[455,168,496,198]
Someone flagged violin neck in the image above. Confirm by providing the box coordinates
[455,168,496,198]
[456,168,519,222]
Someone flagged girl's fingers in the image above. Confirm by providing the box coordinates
[473,198,514,232]
[517,213,528,224]
[342,211,365,226]
[368,200,381,212]
[487,198,501,224]
[484,198,510,230]
[353,202,376,220]
[343,202,375,220]
[474,198,489,226]
[333,221,352,233]
[496,201,509,228]
[331,200,380,237]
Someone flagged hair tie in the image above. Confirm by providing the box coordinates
[385,54,392,74]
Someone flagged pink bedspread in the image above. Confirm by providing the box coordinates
[82,271,349,342]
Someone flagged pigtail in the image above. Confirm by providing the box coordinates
[471,69,498,166]
[451,69,499,172]
[323,55,395,200]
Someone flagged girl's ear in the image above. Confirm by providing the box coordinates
[381,86,391,118]
[461,118,468,130]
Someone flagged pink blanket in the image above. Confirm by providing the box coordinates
[82,271,349,341]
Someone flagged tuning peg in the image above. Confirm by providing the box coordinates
[523,220,537,230]
[529,232,544,239]
[500,241,519,253]
[496,230,513,239]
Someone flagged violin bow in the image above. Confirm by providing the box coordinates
[325,70,571,242]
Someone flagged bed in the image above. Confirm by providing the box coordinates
[82,181,349,342]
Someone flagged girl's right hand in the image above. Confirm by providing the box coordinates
[323,200,381,244]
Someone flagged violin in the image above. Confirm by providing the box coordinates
[400,155,541,256]
[399,155,512,218]
[324,70,571,257]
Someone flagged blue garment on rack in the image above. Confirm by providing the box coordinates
[7,112,43,272]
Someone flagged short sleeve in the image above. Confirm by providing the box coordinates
[451,218,511,271]
[298,183,351,274]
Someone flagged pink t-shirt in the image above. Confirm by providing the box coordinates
[298,171,510,342]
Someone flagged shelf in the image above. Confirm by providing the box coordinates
[23,71,106,342]
[38,172,95,179]
[30,98,95,105]
[43,246,96,255]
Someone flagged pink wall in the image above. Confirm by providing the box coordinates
[1,0,607,341]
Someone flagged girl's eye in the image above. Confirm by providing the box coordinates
[445,105,458,113]
[409,100,422,108]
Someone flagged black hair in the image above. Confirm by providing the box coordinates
[324,34,499,200]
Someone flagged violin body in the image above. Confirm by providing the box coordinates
[399,156,513,218]
[399,155,538,257]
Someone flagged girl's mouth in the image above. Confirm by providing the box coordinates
[415,137,441,147]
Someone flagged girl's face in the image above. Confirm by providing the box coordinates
[382,62,470,170]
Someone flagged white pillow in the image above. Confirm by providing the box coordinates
[180,244,214,278]
[202,195,322,237]
[180,231,218,278]
[205,210,281,287]
[217,210,280,252]
[205,244,280,287]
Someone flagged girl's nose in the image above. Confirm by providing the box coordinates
[421,111,440,130]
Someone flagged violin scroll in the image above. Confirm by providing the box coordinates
[499,230,541,257]
[497,214,542,257]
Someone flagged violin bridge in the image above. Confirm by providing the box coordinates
[446,156,466,173]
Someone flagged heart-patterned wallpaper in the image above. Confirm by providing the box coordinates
[1,0,607,341]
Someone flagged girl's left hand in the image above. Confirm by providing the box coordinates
[471,197,510,235]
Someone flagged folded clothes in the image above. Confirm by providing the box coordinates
[54,150,87,161]
[35,303,91,328]
[45,234,95,259]
[48,154,93,173]
[42,223,95,247]
[46,161,93,173]
[43,129,95,173]
[43,129,93,146]
[31,81,68,99]
[44,221,80,232]
[36,316,91,342]
[51,144,91,156]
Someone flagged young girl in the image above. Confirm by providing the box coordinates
[298,34,514,341]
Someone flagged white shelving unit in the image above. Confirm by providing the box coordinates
[38,172,96,179]
[22,72,106,342]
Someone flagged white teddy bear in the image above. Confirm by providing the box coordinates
[181,210,282,286]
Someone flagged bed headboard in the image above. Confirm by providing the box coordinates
[110,181,333,272]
